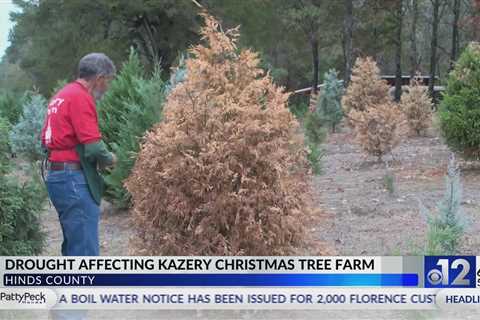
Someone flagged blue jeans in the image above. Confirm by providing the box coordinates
[46,168,100,256]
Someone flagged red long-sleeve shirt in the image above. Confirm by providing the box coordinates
[41,81,102,162]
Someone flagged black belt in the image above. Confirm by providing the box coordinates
[48,162,82,171]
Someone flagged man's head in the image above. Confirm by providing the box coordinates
[78,53,116,100]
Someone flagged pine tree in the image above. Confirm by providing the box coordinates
[0,117,45,255]
[342,57,391,118]
[9,93,47,162]
[304,110,326,146]
[349,102,406,161]
[439,42,480,160]
[400,73,433,136]
[125,14,312,256]
[0,174,45,255]
[316,69,344,133]
[421,154,465,255]
[98,49,166,208]
[344,57,406,160]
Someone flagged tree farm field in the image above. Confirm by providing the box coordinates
[3,0,480,261]
[311,124,480,256]
[38,120,480,257]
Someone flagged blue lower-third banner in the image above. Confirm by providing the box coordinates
[3,273,419,287]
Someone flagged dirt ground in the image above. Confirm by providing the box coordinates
[311,126,480,256]
[40,202,131,256]
[18,124,480,319]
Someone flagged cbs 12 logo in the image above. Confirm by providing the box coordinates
[424,256,476,288]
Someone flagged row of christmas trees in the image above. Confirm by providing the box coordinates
[125,14,478,256]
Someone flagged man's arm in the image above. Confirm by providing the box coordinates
[70,96,115,167]
[84,140,115,167]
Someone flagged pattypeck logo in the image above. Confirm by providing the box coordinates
[0,291,46,304]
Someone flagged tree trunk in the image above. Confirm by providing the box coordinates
[344,0,354,87]
[410,0,419,79]
[311,38,319,94]
[473,0,480,41]
[394,0,403,102]
[429,0,440,99]
[450,0,461,70]
[142,15,159,63]
[372,0,380,59]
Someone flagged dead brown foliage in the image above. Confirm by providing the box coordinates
[342,57,391,118]
[350,102,407,161]
[125,14,313,256]
[345,57,406,160]
[400,74,433,136]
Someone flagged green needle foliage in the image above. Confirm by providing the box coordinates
[439,43,480,160]
[316,69,344,133]
[98,49,166,208]
[0,92,23,126]
[304,110,326,146]
[0,176,45,255]
[0,117,45,256]
[421,154,466,255]
[9,93,47,162]
[303,110,326,175]
[0,117,11,174]
[306,140,323,175]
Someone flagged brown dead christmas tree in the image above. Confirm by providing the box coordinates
[400,73,433,136]
[342,57,391,120]
[125,14,313,256]
[344,57,406,161]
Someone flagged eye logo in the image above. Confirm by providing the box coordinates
[424,257,475,288]
[427,269,443,285]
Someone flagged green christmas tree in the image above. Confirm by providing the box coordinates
[421,154,466,255]
[9,93,47,162]
[0,117,45,256]
[0,171,46,255]
[316,69,344,133]
[440,43,480,160]
[98,49,166,208]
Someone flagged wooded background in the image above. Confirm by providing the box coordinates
[1,0,479,99]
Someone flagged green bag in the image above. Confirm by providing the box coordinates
[76,142,113,205]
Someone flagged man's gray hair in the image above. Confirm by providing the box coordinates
[78,53,116,80]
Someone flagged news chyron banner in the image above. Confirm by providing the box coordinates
[0,256,479,310]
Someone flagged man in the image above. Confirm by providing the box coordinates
[41,53,116,257]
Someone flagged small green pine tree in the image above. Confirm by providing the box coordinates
[421,154,465,255]
[304,111,326,146]
[0,114,45,255]
[0,95,46,255]
[316,69,344,133]
[98,49,166,208]
[306,140,323,175]
[0,174,45,255]
[9,93,47,162]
